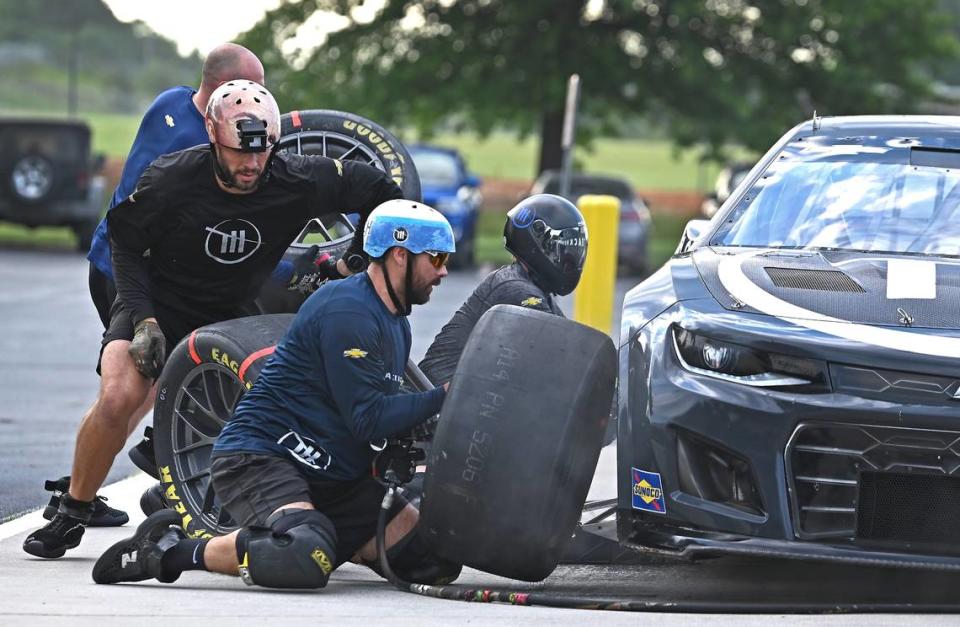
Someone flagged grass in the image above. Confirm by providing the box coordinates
[0,110,699,265]
[0,108,749,192]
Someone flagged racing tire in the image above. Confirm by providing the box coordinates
[419,305,617,581]
[152,314,294,538]
[255,109,422,315]
[278,109,421,202]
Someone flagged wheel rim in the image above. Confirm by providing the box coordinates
[277,130,385,171]
[170,362,246,534]
[12,156,53,199]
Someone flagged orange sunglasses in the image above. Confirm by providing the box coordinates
[424,251,450,268]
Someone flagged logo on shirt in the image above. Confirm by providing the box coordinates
[277,431,332,470]
[204,218,262,264]
[343,348,368,359]
[164,114,175,128]
[520,296,542,307]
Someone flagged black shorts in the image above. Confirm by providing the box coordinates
[98,298,174,375]
[210,452,407,565]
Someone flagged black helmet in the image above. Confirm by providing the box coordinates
[504,194,587,296]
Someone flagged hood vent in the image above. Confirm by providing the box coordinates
[765,267,865,293]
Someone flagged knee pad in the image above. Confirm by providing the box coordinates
[373,529,462,585]
[237,509,338,589]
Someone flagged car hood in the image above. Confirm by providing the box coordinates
[693,247,960,333]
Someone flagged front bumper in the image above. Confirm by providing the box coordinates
[617,301,960,570]
[622,521,960,571]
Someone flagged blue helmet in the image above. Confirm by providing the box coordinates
[363,199,456,259]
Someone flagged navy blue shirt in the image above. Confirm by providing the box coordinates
[214,272,446,481]
[88,86,206,279]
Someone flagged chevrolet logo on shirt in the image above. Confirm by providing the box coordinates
[520,297,542,307]
[343,348,368,359]
[165,114,175,127]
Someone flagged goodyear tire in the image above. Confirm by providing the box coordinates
[278,109,421,202]
[419,305,617,581]
[152,314,294,538]
[255,109,422,315]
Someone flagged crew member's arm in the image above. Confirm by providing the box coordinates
[106,165,168,326]
[321,311,445,442]
[332,160,404,275]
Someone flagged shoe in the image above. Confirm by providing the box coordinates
[23,512,87,559]
[128,426,160,479]
[42,477,129,527]
[92,510,185,584]
[140,482,167,517]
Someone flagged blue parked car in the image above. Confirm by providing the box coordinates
[409,144,482,269]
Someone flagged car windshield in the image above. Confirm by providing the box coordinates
[711,137,960,257]
[410,150,460,187]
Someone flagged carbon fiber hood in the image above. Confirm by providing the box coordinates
[693,247,960,330]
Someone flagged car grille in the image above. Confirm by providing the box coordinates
[857,471,960,549]
[786,423,960,540]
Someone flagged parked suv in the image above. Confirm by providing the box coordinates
[529,170,651,275]
[0,118,105,251]
[408,144,482,269]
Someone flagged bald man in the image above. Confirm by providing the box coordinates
[86,43,265,328]
[27,45,266,549]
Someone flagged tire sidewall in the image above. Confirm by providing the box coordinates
[279,109,421,202]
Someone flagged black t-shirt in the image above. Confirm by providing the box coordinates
[418,262,564,385]
[107,146,402,342]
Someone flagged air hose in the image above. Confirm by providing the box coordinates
[376,485,960,614]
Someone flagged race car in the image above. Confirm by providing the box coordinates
[617,114,960,570]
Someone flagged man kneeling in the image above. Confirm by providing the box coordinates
[92,201,461,589]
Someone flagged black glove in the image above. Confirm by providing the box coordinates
[287,246,350,294]
[409,414,440,442]
[372,442,426,485]
[129,319,166,379]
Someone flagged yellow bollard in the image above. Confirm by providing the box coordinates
[574,194,619,334]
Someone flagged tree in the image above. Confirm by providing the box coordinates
[241,0,958,176]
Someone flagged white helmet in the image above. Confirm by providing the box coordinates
[205,80,280,152]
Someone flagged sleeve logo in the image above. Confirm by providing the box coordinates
[343,348,368,359]
[164,114,175,128]
[520,296,543,307]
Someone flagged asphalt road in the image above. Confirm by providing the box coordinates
[0,247,631,521]
[5,246,960,622]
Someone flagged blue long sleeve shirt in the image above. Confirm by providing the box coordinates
[213,272,446,481]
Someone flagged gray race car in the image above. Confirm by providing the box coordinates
[618,115,960,570]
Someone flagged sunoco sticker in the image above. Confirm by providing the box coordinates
[631,467,666,514]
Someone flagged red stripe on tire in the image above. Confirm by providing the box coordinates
[291,110,302,128]
[238,346,276,383]
[187,331,201,365]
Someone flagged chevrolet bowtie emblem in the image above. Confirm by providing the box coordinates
[343,348,368,359]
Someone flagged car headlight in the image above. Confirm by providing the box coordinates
[672,326,829,391]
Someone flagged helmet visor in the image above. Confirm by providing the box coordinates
[531,219,587,277]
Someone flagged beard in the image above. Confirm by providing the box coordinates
[410,275,441,305]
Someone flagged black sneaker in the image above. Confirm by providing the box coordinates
[42,477,129,527]
[128,426,160,480]
[23,512,87,558]
[139,482,167,517]
[92,510,185,585]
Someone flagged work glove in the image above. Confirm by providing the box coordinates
[287,246,349,295]
[408,414,440,442]
[372,442,426,485]
[129,319,166,379]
